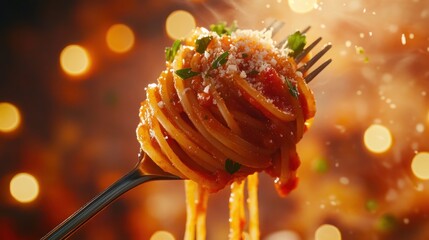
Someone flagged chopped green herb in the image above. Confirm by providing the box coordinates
[175,68,200,80]
[312,158,328,173]
[365,199,378,213]
[286,78,299,99]
[355,46,365,55]
[195,36,213,54]
[242,53,249,58]
[225,158,241,174]
[287,31,307,57]
[165,40,181,62]
[210,21,237,36]
[376,214,396,232]
[211,51,229,69]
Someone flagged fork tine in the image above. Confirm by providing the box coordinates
[304,59,332,83]
[266,20,285,36]
[295,37,322,64]
[298,44,332,73]
[268,23,331,82]
[301,26,311,34]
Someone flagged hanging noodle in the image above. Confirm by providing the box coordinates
[136,25,316,239]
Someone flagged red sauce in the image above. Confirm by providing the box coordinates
[275,176,299,197]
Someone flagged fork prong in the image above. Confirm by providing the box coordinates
[298,44,332,73]
[266,20,285,36]
[301,26,311,34]
[304,59,332,83]
[295,37,322,64]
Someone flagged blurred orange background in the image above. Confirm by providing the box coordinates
[1,0,429,239]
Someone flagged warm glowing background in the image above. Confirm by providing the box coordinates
[1,0,429,239]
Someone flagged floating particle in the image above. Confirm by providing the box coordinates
[106,24,135,53]
[165,10,196,39]
[288,0,317,13]
[315,224,341,240]
[388,25,398,33]
[401,33,406,45]
[60,45,91,76]
[339,177,350,185]
[150,231,175,240]
[411,152,429,180]
[10,173,40,203]
[416,123,424,133]
[265,230,300,240]
[364,124,393,153]
[345,40,352,47]
[0,102,21,132]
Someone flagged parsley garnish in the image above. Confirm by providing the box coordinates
[210,21,237,36]
[211,51,229,69]
[287,31,306,57]
[286,78,299,99]
[165,40,181,62]
[195,36,212,54]
[175,68,200,80]
[225,158,241,174]
[242,53,249,58]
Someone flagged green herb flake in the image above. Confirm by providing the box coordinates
[165,40,181,62]
[365,199,378,213]
[225,158,241,174]
[312,158,328,173]
[376,214,396,232]
[242,53,249,58]
[195,36,213,54]
[211,51,229,69]
[287,31,307,57]
[175,68,200,80]
[210,21,237,36]
[286,78,299,99]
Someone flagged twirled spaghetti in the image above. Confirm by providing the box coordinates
[137,24,316,239]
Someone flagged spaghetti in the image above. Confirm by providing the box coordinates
[136,24,316,239]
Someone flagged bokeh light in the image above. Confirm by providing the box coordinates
[411,152,429,180]
[60,44,91,76]
[150,230,176,240]
[265,230,300,240]
[9,173,40,203]
[315,224,342,240]
[363,124,393,153]
[106,23,135,53]
[165,10,196,39]
[0,102,21,133]
[288,0,317,14]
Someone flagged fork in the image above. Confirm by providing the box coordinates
[41,23,331,240]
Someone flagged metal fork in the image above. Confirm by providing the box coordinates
[267,21,332,83]
[41,24,331,240]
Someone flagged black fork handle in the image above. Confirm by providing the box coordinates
[41,168,178,240]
